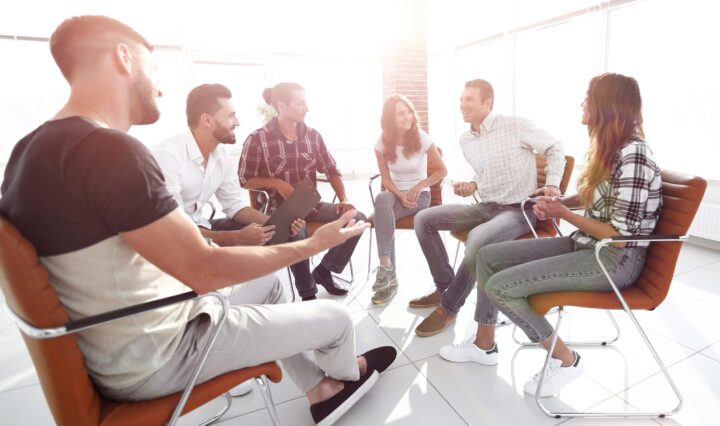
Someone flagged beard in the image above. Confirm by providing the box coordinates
[213,126,236,145]
[131,71,161,125]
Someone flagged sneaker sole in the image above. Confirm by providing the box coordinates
[415,317,456,337]
[439,351,498,366]
[408,301,440,309]
[372,277,397,292]
[316,370,379,426]
[371,287,398,305]
[524,363,586,397]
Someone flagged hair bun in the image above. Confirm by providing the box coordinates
[262,88,272,105]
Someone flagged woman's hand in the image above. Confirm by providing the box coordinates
[405,184,424,204]
[533,196,569,221]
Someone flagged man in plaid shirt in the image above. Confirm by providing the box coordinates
[239,82,365,300]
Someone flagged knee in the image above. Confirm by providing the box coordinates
[374,191,395,209]
[483,275,504,301]
[271,275,287,303]
[319,300,354,333]
[413,208,434,232]
[354,210,367,222]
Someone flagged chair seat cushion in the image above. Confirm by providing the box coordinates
[100,362,281,426]
[529,286,657,316]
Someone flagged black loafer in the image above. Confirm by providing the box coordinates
[310,368,379,425]
[312,267,348,296]
[360,346,397,373]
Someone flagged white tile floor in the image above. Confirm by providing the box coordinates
[2,180,720,425]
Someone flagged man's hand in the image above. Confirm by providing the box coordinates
[532,185,561,198]
[236,223,275,246]
[290,218,305,237]
[277,181,295,199]
[335,200,356,215]
[453,181,477,197]
[533,196,568,221]
[311,210,369,251]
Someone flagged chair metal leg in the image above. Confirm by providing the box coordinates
[286,267,296,303]
[511,309,621,347]
[452,239,461,270]
[367,227,374,279]
[198,392,232,426]
[168,293,229,426]
[256,375,282,426]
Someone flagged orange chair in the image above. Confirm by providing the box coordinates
[450,154,575,268]
[0,217,283,426]
[524,170,707,419]
[367,148,444,273]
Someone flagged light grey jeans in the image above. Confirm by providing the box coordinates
[374,190,431,266]
[414,202,535,314]
[99,274,359,400]
[477,236,647,343]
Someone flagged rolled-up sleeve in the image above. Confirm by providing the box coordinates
[609,144,654,235]
[516,117,565,188]
[238,133,262,186]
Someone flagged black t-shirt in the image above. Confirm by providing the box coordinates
[0,116,177,257]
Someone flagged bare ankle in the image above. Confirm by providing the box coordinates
[307,377,344,405]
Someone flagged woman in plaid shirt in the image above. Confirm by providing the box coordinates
[438,73,662,397]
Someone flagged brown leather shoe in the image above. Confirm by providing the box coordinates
[415,307,456,337]
[408,290,442,309]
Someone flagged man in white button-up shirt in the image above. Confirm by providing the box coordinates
[153,84,307,396]
[410,79,565,338]
[154,84,303,247]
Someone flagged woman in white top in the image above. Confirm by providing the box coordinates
[371,94,447,304]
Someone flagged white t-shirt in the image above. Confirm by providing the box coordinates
[374,130,433,191]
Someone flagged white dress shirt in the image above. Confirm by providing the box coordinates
[153,131,246,229]
[459,113,565,205]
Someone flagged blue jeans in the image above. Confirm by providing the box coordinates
[289,202,366,298]
[476,236,647,343]
[374,190,431,266]
[414,203,535,314]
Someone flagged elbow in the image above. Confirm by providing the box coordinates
[178,248,225,294]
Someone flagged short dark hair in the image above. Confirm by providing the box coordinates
[465,79,494,108]
[50,15,153,82]
[186,84,233,127]
[262,82,305,109]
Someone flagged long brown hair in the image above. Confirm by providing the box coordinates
[380,94,421,163]
[577,73,644,207]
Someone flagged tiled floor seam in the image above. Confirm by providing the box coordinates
[408,356,470,426]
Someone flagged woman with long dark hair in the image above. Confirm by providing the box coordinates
[371,94,446,304]
[438,73,662,397]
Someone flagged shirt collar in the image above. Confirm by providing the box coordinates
[266,117,309,140]
[470,113,496,135]
[183,129,204,164]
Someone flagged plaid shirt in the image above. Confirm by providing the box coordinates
[238,118,341,213]
[571,139,662,248]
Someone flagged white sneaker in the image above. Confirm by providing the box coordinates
[229,380,254,397]
[524,352,585,397]
[439,340,499,365]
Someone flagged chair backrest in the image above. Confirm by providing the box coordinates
[0,217,101,426]
[533,154,575,235]
[634,170,707,307]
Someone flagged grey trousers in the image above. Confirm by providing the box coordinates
[414,202,535,314]
[373,190,431,266]
[477,236,647,342]
[99,274,360,400]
